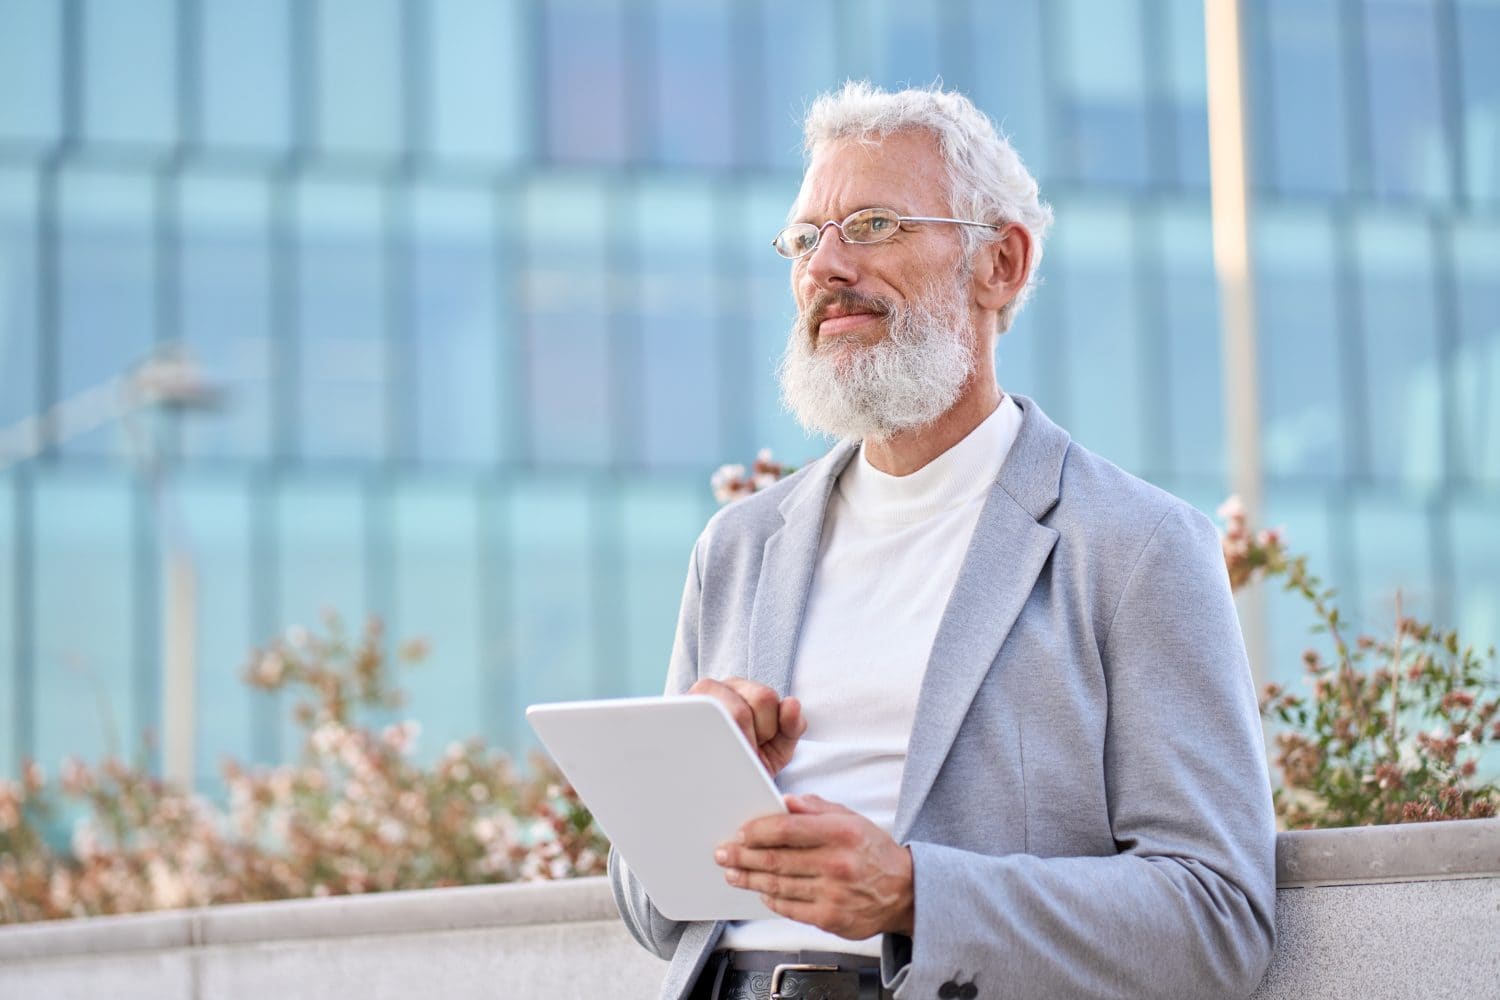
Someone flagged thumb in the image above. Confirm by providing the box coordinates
[785,793,851,815]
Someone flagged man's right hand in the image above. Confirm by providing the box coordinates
[687,678,805,776]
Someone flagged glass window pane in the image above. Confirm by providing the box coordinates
[427,0,528,164]
[847,1,943,94]
[1163,0,1210,189]
[755,1,836,171]
[1052,200,1147,473]
[200,0,293,155]
[0,0,62,146]
[521,178,613,465]
[1057,0,1150,186]
[295,176,390,463]
[1259,487,1339,690]
[654,0,734,168]
[314,0,403,160]
[509,481,595,750]
[410,184,504,466]
[1354,216,1442,486]
[0,169,40,437]
[57,168,158,460]
[1254,210,1347,481]
[634,181,723,468]
[275,478,366,759]
[177,477,255,789]
[1156,206,1224,480]
[178,171,274,461]
[0,474,14,776]
[1451,221,1500,484]
[969,0,1052,182]
[82,0,177,149]
[617,482,705,697]
[1350,494,1437,633]
[1456,0,1500,206]
[393,483,482,761]
[34,472,139,768]
[544,0,630,164]
[1450,497,1500,654]
[1260,0,1351,196]
[1363,0,1452,202]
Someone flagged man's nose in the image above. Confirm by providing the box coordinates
[804,221,857,287]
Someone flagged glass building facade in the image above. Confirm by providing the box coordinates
[0,0,1496,790]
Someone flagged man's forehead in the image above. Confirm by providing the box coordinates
[790,131,949,221]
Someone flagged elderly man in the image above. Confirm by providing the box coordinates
[611,83,1275,1000]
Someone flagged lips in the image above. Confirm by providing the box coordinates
[817,312,881,337]
[810,293,889,340]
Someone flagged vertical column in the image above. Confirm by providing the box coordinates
[1204,0,1267,689]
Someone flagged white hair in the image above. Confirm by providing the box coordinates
[801,81,1053,331]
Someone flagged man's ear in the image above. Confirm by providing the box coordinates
[971,224,1033,313]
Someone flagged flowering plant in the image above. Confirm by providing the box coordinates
[1219,497,1500,829]
[0,615,607,924]
[711,449,794,505]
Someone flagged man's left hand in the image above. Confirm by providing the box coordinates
[715,794,915,939]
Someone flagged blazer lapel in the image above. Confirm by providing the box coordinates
[893,395,1070,841]
[746,440,859,695]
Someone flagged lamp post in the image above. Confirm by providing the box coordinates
[0,345,223,789]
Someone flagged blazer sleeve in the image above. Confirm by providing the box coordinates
[608,536,706,959]
[883,506,1277,1000]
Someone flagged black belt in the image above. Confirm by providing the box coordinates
[691,950,893,1000]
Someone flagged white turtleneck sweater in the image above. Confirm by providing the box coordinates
[719,393,1023,956]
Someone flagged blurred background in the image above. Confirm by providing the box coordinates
[0,0,1496,798]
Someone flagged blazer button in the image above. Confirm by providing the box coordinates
[938,982,959,999]
[939,979,978,999]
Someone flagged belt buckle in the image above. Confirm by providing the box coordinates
[768,962,839,1000]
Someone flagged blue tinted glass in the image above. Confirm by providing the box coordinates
[1259,488,1339,689]
[1156,207,1224,480]
[315,0,403,159]
[1450,498,1500,652]
[654,0,734,168]
[1457,1,1500,205]
[544,0,630,163]
[634,181,723,468]
[1052,200,1147,473]
[856,1,943,93]
[1057,0,1150,187]
[295,177,390,463]
[509,481,595,751]
[392,483,483,761]
[178,172,274,461]
[970,0,1052,182]
[1164,0,1210,189]
[757,1,836,171]
[275,478,366,760]
[1354,216,1442,486]
[1254,211,1347,480]
[176,477,255,788]
[1260,0,1351,196]
[0,474,13,776]
[0,0,62,145]
[1350,495,1437,633]
[34,472,139,768]
[741,183,821,464]
[617,481,706,697]
[82,0,176,149]
[521,179,612,465]
[199,0,292,154]
[57,169,158,460]
[1451,222,1500,484]
[1363,0,1451,202]
[428,0,528,164]
[0,170,39,435]
[410,184,504,466]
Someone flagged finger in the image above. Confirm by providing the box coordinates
[723,678,783,747]
[724,867,818,902]
[762,698,806,773]
[785,793,852,815]
[738,812,858,849]
[758,896,856,938]
[716,844,827,879]
[688,678,760,753]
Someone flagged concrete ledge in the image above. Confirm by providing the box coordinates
[1275,817,1500,887]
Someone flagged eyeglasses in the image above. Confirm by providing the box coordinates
[771,207,1002,259]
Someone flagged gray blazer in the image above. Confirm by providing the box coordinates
[610,394,1276,1000]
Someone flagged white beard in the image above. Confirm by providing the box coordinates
[777,273,977,441]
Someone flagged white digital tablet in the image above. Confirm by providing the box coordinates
[526,695,787,921]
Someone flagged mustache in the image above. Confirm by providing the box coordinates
[804,289,892,335]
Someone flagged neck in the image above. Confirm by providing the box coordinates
[861,376,1002,477]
